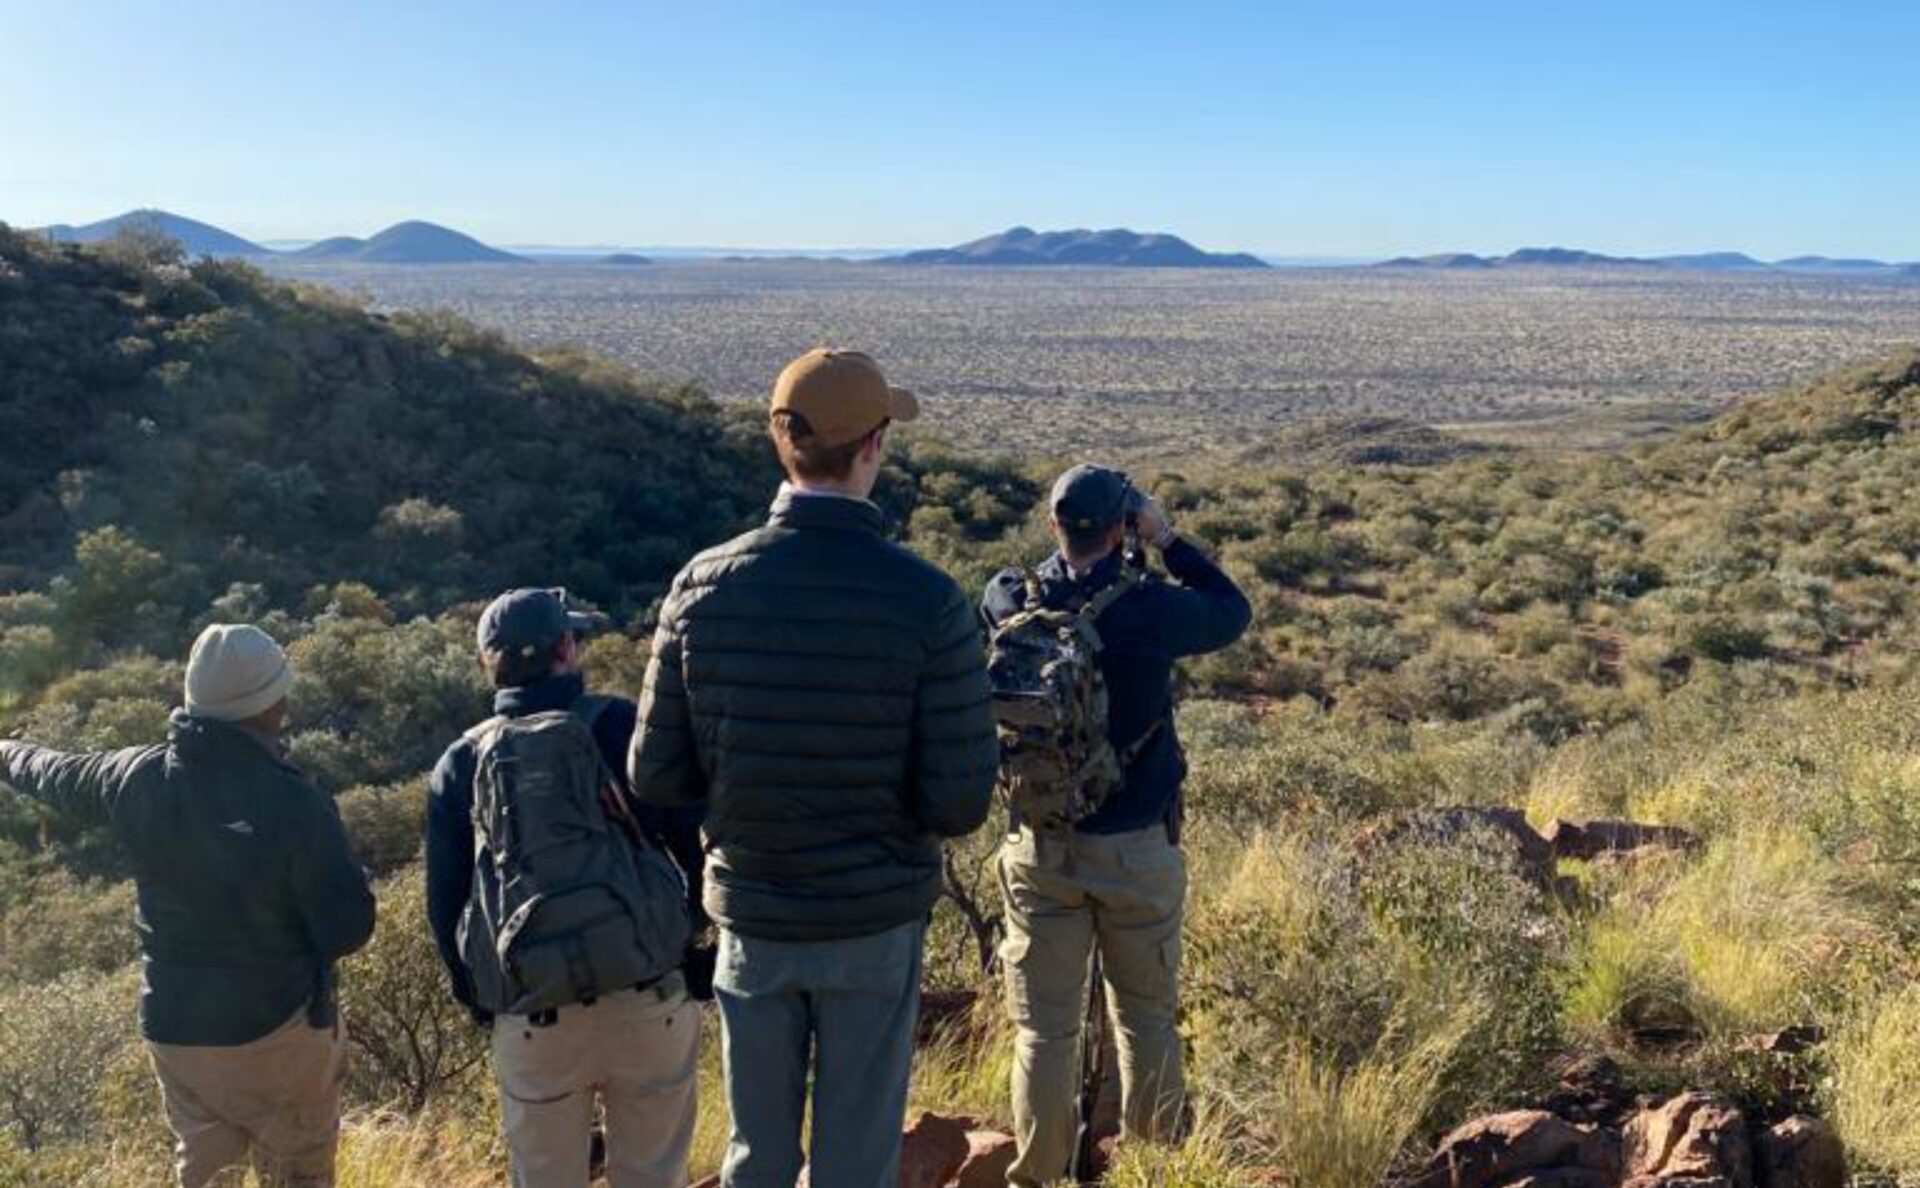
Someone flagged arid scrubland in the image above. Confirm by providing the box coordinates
[267,259,1920,455]
[11,229,1920,1184]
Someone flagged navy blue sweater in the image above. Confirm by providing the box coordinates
[424,673,705,1015]
[982,537,1251,835]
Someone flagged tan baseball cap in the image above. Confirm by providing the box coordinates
[770,348,920,447]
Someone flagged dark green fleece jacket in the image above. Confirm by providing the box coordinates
[629,489,998,941]
[0,712,375,1045]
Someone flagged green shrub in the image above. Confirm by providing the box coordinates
[19,654,180,751]
[0,626,63,697]
[0,868,138,985]
[340,868,489,1112]
[1358,823,1566,1117]
[0,969,142,1152]
[287,614,488,792]
[337,779,429,877]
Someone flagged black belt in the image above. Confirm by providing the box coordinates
[527,971,675,1028]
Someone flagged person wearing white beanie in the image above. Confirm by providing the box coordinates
[185,623,296,724]
[0,622,374,1187]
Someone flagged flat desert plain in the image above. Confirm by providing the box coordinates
[267,260,1920,457]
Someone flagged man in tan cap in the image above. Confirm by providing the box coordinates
[0,623,375,1188]
[630,348,997,1188]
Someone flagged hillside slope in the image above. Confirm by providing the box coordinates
[1178,346,1920,730]
[0,222,756,638]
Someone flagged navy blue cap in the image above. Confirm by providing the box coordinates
[476,588,599,657]
[1050,464,1132,532]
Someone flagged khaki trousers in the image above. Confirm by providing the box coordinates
[148,1008,346,1188]
[491,977,700,1188]
[998,824,1187,1188]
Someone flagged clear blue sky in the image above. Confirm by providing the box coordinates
[4,0,1917,257]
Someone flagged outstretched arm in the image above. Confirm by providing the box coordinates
[0,740,141,829]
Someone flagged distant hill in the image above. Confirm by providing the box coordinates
[296,236,366,257]
[1377,247,1650,270]
[599,252,653,266]
[1772,256,1906,277]
[1775,256,1890,271]
[1378,253,1497,269]
[1657,252,1770,272]
[1376,247,1911,275]
[1504,246,1652,267]
[35,209,269,258]
[293,221,523,264]
[883,226,1270,269]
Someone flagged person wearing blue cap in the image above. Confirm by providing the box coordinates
[425,588,707,1188]
[981,464,1252,1186]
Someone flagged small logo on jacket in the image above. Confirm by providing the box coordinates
[221,820,256,836]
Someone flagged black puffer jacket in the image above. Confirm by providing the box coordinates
[630,488,997,942]
[0,713,375,1045]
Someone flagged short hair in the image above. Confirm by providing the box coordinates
[769,411,883,483]
[481,639,566,689]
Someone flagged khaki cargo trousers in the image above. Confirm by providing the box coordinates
[998,824,1187,1187]
[490,975,701,1188]
[148,1008,346,1188]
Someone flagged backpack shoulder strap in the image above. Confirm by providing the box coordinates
[462,714,508,748]
[1116,717,1168,766]
[569,692,653,843]
[570,694,613,731]
[1079,566,1144,622]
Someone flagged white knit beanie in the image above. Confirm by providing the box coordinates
[184,624,295,722]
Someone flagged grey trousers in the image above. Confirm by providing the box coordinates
[714,919,925,1188]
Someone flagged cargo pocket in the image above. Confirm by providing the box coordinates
[1158,935,1183,1011]
[997,931,1034,1022]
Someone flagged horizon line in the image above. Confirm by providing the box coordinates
[18,210,1919,267]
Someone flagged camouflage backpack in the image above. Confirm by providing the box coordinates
[987,568,1158,830]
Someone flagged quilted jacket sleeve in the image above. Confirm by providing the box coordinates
[283,775,376,962]
[0,740,143,829]
[907,583,998,838]
[630,590,708,809]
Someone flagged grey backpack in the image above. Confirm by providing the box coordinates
[456,696,691,1016]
